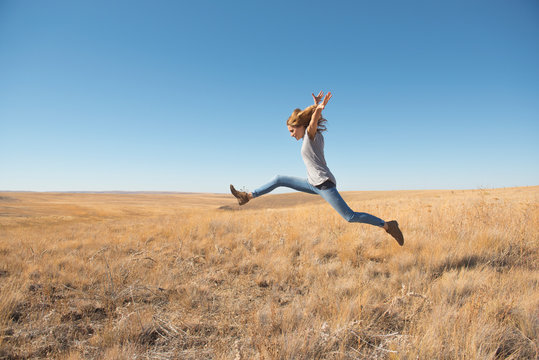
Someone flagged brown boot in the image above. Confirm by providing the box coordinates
[385,220,404,246]
[230,184,250,205]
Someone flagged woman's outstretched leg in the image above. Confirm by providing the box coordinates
[318,187,404,245]
[252,175,317,198]
[318,187,385,226]
[230,175,316,205]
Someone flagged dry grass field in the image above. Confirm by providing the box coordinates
[0,187,538,359]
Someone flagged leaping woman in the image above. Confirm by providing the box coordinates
[230,91,404,246]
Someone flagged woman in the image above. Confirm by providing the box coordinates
[230,91,404,246]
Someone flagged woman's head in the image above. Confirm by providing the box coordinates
[287,124,305,140]
[286,104,327,140]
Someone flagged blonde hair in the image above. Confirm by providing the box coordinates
[286,104,327,132]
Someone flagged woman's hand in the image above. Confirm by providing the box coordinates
[316,92,332,110]
[312,91,324,105]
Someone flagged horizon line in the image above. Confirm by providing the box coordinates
[1,185,538,195]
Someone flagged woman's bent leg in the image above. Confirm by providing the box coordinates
[252,175,317,198]
[319,187,385,227]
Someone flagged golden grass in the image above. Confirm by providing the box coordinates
[0,187,538,359]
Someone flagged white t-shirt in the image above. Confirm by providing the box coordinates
[301,132,337,187]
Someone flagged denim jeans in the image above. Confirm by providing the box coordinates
[252,175,385,227]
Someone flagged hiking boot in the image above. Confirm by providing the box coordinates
[385,220,404,246]
[230,184,250,206]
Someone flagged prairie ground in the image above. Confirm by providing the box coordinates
[0,187,538,359]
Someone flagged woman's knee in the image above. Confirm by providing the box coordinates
[271,175,287,185]
[343,212,355,222]
[330,205,354,222]
[271,175,283,184]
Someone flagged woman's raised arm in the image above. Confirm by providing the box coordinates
[307,92,332,139]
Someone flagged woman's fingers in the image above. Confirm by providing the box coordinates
[323,92,332,105]
[313,91,324,104]
[312,90,329,106]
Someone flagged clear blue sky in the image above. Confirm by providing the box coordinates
[1,0,538,193]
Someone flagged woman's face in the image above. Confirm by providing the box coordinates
[287,125,305,141]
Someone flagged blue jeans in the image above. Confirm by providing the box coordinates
[252,175,385,227]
